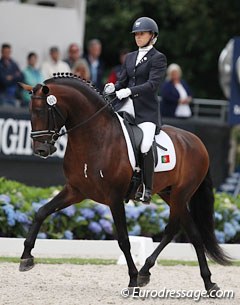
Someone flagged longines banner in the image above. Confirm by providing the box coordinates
[0,114,67,159]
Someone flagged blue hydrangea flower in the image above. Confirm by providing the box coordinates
[32,199,49,213]
[15,211,31,224]
[149,203,158,210]
[64,230,73,240]
[230,219,240,232]
[81,208,95,219]
[129,224,141,236]
[62,205,76,217]
[215,230,225,243]
[99,219,113,234]
[159,204,170,219]
[224,222,236,240]
[214,211,223,221]
[94,204,109,217]
[159,206,170,219]
[159,218,166,231]
[3,204,16,226]
[37,232,47,239]
[88,221,102,234]
[0,194,11,204]
[76,216,86,222]
[39,199,49,205]
[149,211,157,223]
[233,210,240,222]
[32,202,43,213]
[125,205,141,220]
[135,205,147,214]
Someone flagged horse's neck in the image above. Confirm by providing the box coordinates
[65,94,117,141]
[62,91,125,168]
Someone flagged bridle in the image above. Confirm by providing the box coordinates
[30,94,65,145]
[30,93,117,146]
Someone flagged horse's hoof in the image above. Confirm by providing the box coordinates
[207,283,220,298]
[128,286,140,296]
[137,274,151,287]
[19,257,35,272]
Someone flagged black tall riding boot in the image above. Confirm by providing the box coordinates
[135,147,154,204]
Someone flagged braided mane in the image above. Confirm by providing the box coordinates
[44,72,110,108]
[53,72,102,94]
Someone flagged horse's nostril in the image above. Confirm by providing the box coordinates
[38,150,46,155]
[35,148,48,157]
[34,142,56,158]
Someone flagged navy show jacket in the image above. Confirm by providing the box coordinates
[115,47,167,125]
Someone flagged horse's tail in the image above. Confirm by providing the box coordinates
[189,169,231,265]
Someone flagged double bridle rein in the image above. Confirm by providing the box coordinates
[30,93,116,146]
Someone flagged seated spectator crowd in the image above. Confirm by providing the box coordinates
[0,40,104,107]
[0,42,192,120]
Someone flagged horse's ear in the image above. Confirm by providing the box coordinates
[42,85,50,95]
[18,82,33,92]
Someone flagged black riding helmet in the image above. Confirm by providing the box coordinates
[131,17,158,37]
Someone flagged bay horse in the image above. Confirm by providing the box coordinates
[19,75,230,296]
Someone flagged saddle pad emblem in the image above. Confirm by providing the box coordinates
[161,155,170,163]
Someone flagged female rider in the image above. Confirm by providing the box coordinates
[104,17,167,203]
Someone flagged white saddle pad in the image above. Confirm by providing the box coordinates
[116,113,176,172]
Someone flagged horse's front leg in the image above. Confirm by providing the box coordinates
[110,200,138,291]
[19,184,83,271]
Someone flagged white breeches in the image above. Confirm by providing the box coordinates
[138,122,156,153]
[118,97,135,117]
[118,98,156,153]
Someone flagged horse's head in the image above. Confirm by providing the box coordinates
[19,82,66,158]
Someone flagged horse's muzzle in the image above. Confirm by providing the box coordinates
[33,141,57,158]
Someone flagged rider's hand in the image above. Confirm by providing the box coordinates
[116,88,131,100]
[104,83,115,95]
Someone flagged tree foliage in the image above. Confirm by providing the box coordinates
[85,0,240,98]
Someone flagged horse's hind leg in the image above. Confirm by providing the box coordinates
[180,206,220,295]
[19,184,83,272]
[138,206,180,287]
[110,200,138,291]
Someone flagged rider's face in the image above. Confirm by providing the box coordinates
[135,32,152,47]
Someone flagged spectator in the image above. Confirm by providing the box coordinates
[72,59,90,80]
[41,46,71,79]
[22,52,44,106]
[84,39,104,91]
[161,63,192,118]
[64,43,83,70]
[107,49,129,84]
[0,43,23,106]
